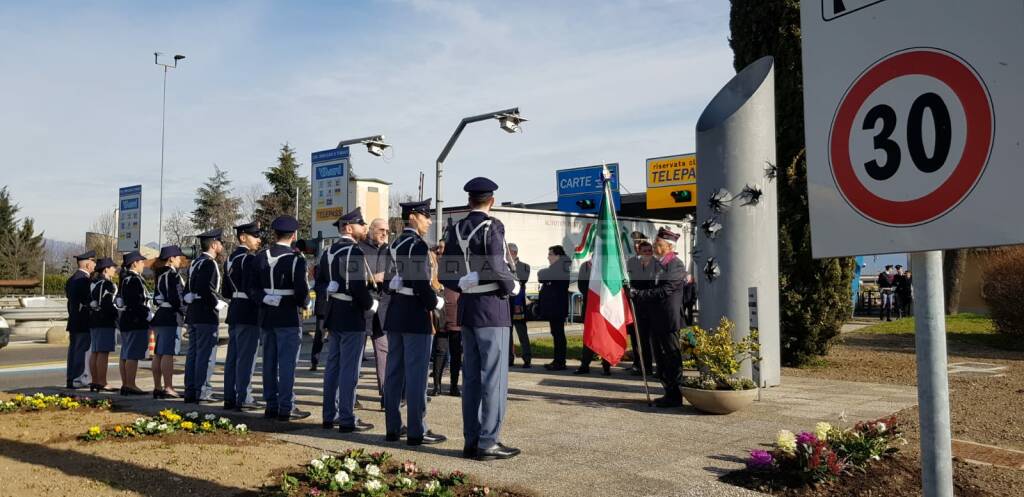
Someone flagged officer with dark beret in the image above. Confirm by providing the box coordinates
[65,250,96,389]
[184,228,228,403]
[151,245,187,398]
[118,251,151,395]
[251,216,312,421]
[440,177,520,461]
[88,257,119,392]
[383,199,447,445]
[629,227,687,408]
[317,207,378,432]
[223,222,264,411]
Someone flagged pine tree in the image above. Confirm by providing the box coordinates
[0,186,45,280]
[254,144,312,240]
[191,165,242,252]
[0,187,17,235]
[729,0,856,366]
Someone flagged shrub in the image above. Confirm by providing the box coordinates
[680,318,760,390]
[982,246,1024,336]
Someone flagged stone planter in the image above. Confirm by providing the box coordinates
[681,386,758,414]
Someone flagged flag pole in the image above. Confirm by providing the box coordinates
[601,165,653,407]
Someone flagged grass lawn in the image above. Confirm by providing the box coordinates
[857,312,1023,351]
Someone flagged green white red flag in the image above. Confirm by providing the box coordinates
[576,167,634,366]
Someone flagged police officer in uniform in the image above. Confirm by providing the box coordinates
[383,199,447,445]
[252,216,311,421]
[152,245,187,398]
[65,250,96,389]
[223,222,264,411]
[317,207,378,432]
[440,177,520,461]
[630,227,686,408]
[183,229,228,404]
[118,251,151,395]
[88,257,119,392]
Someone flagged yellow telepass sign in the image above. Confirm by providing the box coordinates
[646,153,697,209]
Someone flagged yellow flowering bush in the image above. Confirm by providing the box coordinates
[681,318,761,390]
[1,392,111,414]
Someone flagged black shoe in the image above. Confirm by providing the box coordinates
[264,410,277,419]
[309,360,318,372]
[573,368,590,375]
[89,383,99,392]
[449,385,461,397]
[322,421,335,429]
[385,427,408,442]
[236,401,263,411]
[428,385,441,397]
[544,362,566,371]
[408,430,446,446]
[654,396,683,408]
[184,397,198,404]
[121,387,147,396]
[463,446,478,458]
[153,390,166,399]
[602,368,611,376]
[224,402,237,410]
[277,409,311,421]
[65,382,80,390]
[339,420,374,433]
[521,361,532,369]
[476,443,521,461]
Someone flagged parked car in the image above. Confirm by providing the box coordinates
[0,315,10,350]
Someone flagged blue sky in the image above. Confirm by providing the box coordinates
[0,0,734,243]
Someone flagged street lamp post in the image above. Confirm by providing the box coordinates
[154,52,186,247]
[434,108,525,243]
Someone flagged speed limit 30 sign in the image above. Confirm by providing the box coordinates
[802,0,1024,257]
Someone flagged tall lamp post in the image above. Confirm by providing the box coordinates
[154,52,186,247]
[434,108,525,243]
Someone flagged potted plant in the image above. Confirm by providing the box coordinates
[680,317,760,414]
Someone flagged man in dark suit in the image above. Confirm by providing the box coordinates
[440,177,520,461]
[626,240,656,375]
[359,217,392,403]
[251,216,312,421]
[630,227,686,408]
[383,200,447,446]
[877,265,895,321]
[183,229,227,404]
[65,250,96,389]
[223,222,263,411]
[317,207,378,432]
[507,242,531,368]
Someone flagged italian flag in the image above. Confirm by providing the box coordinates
[575,167,634,366]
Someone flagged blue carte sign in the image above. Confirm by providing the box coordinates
[311,147,350,163]
[555,164,621,214]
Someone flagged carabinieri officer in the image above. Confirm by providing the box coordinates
[65,250,96,390]
[383,199,447,446]
[252,215,311,422]
[317,207,378,432]
[183,228,227,404]
[223,221,263,411]
[440,177,520,461]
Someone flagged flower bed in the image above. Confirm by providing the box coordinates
[274,448,528,497]
[0,392,112,413]
[730,415,906,491]
[80,408,248,441]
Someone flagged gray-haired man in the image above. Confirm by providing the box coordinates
[507,243,531,368]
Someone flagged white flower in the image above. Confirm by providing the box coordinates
[157,423,169,432]
[186,411,199,420]
[424,480,441,493]
[396,476,415,489]
[135,417,147,425]
[333,470,350,485]
[319,454,332,461]
[234,424,248,432]
[218,417,231,425]
[342,457,358,472]
[204,413,216,421]
[310,459,325,470]
[146,421,158,432]
[364,463,381,477]
[364,479,383,492]
[877,422,887,433]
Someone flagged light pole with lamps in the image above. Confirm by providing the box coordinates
[434,108,525,243]
[154,52,185,247]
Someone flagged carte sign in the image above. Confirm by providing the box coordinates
[311,147,350,238]
[117,185,142,251]
[801,0,1024,257]
[646,153,697,209]
[556,164,621,214]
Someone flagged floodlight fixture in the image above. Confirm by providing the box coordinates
[497,112,526,133]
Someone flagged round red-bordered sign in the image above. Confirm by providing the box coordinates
[829,48,993,226]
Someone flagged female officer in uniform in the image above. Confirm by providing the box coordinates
[88,257,119,392]
[151,245,186,398]
[117,251,151,395]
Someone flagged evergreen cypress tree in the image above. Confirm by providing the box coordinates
[254,144,312,240]
[0,186,45,279]
[191,165,242,252]
[729,0,857,365]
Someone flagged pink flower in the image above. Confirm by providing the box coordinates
[796,431,818,446]
[747,450,774,470]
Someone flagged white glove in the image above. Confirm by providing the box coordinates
[147,310,155,322]
[90,300,100,311]
[370,299,380,314]
[263,295,282,307]
[458,271,480,291]
[183,293,195,304]
[326,281,340,293]
[512,280,522,297]
[114,297,125,309]
[154,296,165,305]
[434,296,445,311]
[215,300,228,312]
[388,274,404,291]
[305,300,314,312]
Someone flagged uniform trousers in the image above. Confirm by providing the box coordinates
[184,324,219,401]
[261,327,302,416]
[223,324,261,406]
[651,328,683,399]
[65,332,91,384]
[323,330,366,427]
[383,331,432,438]
[461,326,510,450]
[509,319,531,365]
